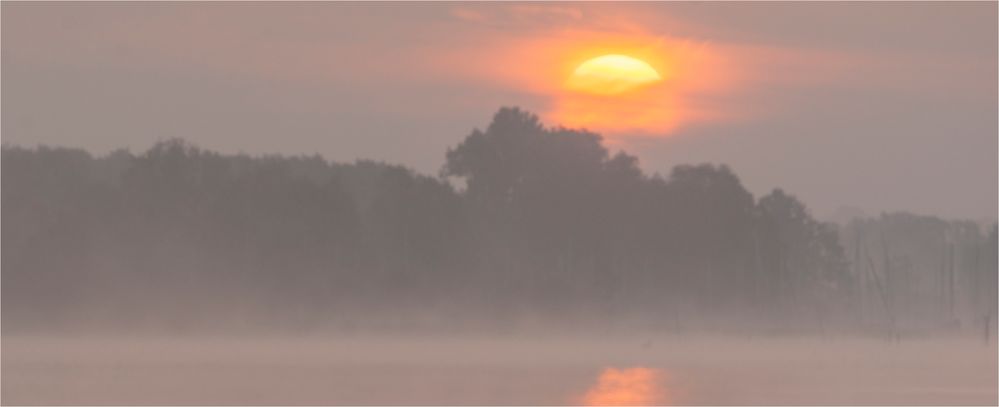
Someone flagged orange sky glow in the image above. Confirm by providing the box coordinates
[546,33,736,137]
[3,3,994,220]
[434,13,744,139]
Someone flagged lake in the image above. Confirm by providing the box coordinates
[3,333,996,405]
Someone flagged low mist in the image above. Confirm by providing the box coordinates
[3,107,996,405]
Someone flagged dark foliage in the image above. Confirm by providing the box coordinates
[2,108,994,334]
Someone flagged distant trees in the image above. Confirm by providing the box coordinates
[842,213,997,335]
[1,140,462,331]
[2,107,993,335]
[756,189,851,326]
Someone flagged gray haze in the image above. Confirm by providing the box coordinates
[4,108,997,404]
[2,2,996,220]
[2,3,998,406]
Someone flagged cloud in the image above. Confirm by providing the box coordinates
[449,7,487,23]
[448,4,585,28]
[506,4,584,21]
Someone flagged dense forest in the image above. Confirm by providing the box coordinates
[3,107,996,335]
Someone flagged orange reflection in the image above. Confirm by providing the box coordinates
[582,367,668,406]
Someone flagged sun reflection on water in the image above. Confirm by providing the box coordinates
[581,367,669,406]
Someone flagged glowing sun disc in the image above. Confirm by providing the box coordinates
[566,54,662,95]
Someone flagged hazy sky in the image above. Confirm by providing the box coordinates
[3,2,996,220]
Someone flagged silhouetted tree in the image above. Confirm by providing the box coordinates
[4,107,980,335]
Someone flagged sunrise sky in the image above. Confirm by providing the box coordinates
[3,2,996,220]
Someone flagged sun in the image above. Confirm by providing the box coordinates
[565,54,663,96]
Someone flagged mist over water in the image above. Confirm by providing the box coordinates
[3,334,995,405]
[2,105,997,405]
[2,109,998,406]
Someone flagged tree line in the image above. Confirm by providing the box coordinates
[3,107,995,334]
